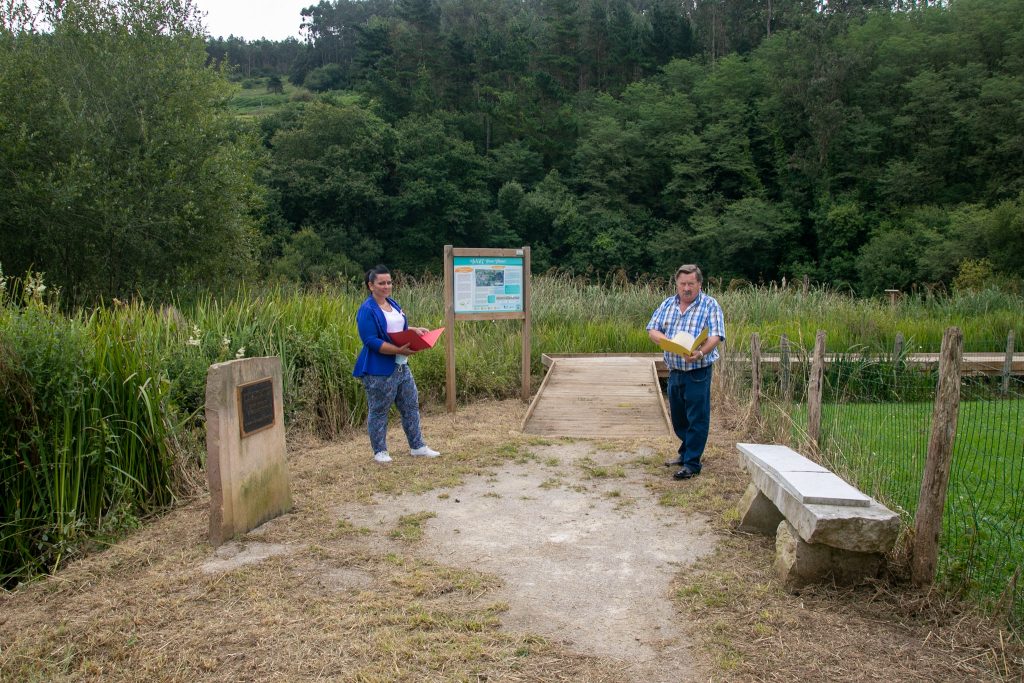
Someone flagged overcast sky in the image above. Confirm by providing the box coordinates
[195,0,309,41]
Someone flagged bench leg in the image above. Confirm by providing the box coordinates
[775,521,883,591]
[736,483,784,535]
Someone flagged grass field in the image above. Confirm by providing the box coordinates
[810,397,1023,618]
[227,78,309,117]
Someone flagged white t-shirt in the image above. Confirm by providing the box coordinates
[382,307,409,365]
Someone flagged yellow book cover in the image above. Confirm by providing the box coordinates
[657,327,709,357]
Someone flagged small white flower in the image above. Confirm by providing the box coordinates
[187,324,202,347]
[235,347,246,359]
[221,336,230,348]
[25,272,46,301]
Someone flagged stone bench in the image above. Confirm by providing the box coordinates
[735,443,900,590]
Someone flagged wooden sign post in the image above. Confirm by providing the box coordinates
[443,245,532,412]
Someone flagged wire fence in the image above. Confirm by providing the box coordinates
[725,331,1023,627]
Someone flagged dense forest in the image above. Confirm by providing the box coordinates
[3,0,1023,302]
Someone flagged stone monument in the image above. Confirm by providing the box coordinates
[205,356,291,546]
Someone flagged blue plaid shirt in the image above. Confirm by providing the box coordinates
[647,291,726,371]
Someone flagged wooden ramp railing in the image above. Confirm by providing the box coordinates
[539,352,1024,379]
[521,356,672,438]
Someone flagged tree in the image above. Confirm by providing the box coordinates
[690,198,801,281]
[266,100,398,269]
[812,197,871,287]
[0,0,262,302]
[304,63,347,91]
[856,220,926,293]
[389,113,500,269]
[270,228,362,283]
[538,0,582,91]
[647,0,695,65]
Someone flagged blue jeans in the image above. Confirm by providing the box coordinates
[361,365,426,454]
[668,365,713,473]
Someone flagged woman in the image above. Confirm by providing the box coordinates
[352,265,441,463]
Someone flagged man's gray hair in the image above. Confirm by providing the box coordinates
[675,264,703,283]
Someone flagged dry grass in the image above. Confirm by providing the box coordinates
[668,396,1024,682]
[1,396,1020,682]
[0,400,630,682]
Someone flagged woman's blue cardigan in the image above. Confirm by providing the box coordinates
[352,296,407,378]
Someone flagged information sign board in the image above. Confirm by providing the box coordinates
[453,256,524,314]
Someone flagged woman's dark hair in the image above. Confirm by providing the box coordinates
[365,264,391,289]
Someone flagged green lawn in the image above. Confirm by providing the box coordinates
[813,398,1023,614]
[227,79,305,117]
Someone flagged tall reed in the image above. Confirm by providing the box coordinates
[1,292,175,584]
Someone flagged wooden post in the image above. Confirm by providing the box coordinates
[911,326,963,587]
[807,330,826,450]
[443,245,457,413]
[802,274,809,297]
[1002,329,1015,395]
[885,289,901,306]
[750,333,761,421]
[780,334,791,404]
[893,332,904,362]
[521,246,532,402]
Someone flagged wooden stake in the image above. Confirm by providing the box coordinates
[1002,329,1015,395]
[807,330,826,450]
[750,333,761,422]
[912,326,963,587]
[780,334,791,404]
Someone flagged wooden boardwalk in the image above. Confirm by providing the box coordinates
[521,356,672,438]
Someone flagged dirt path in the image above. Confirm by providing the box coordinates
[340,441,717,682]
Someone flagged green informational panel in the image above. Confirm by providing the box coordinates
[452,256,525,314]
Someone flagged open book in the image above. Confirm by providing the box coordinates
[389,327,445,351]
[657,327,708,357]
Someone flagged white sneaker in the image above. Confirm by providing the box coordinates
[409,445,440,458]
[373,451,392,463]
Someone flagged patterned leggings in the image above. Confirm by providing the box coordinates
[361,365,425,455]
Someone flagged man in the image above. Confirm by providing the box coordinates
[646,264,726,480]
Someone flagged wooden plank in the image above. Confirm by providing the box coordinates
[521,357,672,437]
[525,422,664,431]
[520,359,558,432]
[653,362,672,433]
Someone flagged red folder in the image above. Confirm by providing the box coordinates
[389,327,445,351]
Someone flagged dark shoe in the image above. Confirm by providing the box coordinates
[664,458,684,467]
[673,467,699,480]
